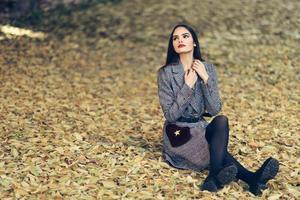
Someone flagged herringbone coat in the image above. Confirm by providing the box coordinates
[157,59,222,172]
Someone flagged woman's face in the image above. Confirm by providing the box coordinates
[172,26,195,54]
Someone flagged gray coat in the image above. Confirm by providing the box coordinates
[157,59,223,172]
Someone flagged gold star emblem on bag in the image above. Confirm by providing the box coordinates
[174,130,181,136]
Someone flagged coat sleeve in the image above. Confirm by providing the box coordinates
[157,67,194,122]
[200,63,223,116]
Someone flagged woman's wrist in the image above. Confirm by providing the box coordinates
[186,82,192,89]
[202,74,209,85]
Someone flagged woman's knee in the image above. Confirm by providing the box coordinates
[211,115,229,130]
[213,115,228,124]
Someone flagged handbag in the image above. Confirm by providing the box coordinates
[165,123,192,147]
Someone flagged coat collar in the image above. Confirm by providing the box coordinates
[171,59,185,87]
[171,59,184,74]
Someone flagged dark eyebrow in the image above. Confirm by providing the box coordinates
[173,32,190,38]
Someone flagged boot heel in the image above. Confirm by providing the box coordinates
[249,183,266,196]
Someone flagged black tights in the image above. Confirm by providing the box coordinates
[205,115,257,184]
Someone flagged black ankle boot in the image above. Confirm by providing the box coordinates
[248,157,279,196]
[215,163,238,187]
[200,175,219,192]
[201,163,238,192]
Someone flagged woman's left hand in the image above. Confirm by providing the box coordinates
[192,59,209,84]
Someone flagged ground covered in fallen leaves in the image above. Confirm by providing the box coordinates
[0,0,299,199]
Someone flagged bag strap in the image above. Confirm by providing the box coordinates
[202,112,212,117]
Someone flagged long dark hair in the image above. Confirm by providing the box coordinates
[165,23,205,66]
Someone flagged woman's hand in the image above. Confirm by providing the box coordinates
[184,68,198,88]
[192,59,209,84]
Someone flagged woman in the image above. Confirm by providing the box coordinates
[157,23,279,196]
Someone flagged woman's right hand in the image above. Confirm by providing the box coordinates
[185,69,198,88]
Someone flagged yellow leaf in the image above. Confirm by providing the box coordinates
[267,193,282,200]
[74,132,83,141]
[11,148,19,158]
[102,180,116,188]
[133,156,144,163]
